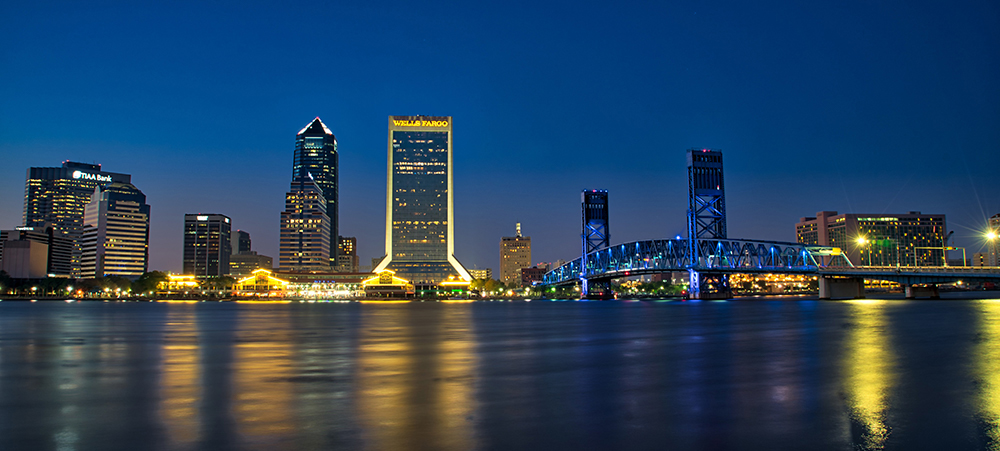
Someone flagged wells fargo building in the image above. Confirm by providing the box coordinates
[374,116,471,283]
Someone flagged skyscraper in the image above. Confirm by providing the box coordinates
[374,115,471,283]
[279,175,332,271]
[293,117,339,267]
[183,214,232,276]
[500,223,531,285]
[23,161,131,276]
[233,230,251,255]
[80,182,150,278]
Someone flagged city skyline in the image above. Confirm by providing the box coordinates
[1,1,998,274]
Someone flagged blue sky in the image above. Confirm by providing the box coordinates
[1,0,998,272]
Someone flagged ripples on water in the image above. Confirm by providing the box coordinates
[2,298,1000,450]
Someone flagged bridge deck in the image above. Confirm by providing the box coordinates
[542,238,1000,286]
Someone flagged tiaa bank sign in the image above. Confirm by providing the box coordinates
[72,170,112,182]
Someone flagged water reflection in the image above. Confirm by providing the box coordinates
[233,307,295,446]
[160,304,201,445]
[976,300,1000,450]
[843,300,897,450]
[355,305,478,451]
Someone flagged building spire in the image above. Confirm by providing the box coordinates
[297,117,333,136]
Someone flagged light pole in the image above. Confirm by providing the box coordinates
[987,231,998,266]
[942,231,954,267]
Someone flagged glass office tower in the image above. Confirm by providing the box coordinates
[183,214,232,276]
[374,116,471,283]
[293,118,338,267]
[23,161,131,277]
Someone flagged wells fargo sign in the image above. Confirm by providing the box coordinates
[392,118,449,128]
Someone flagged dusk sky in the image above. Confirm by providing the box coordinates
[1,1,998,273]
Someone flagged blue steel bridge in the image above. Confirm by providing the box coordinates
[540,237,1000,299]
[541,149,1000,299]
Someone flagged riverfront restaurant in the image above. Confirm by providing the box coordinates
[361,270,415,298]
[233,269,289,296]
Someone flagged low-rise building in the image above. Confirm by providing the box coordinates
[0,225,73,278]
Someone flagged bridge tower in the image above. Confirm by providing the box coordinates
[582,190,610,297]
[686,149,731,299]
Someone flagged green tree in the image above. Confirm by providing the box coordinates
[132,271,168,295]
[0,270,12,294]
[201,276,236,291]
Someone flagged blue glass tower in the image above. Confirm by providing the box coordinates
[293,118,338,267]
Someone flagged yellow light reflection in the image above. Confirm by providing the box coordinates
[234,308,294,441]
[844,300,896,449]
[976,300,1000,449]
[355,306,477,450]
[160,305,201,445]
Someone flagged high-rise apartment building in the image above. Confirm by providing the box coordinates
[279,176,332,271]
[23,161,131,276]
[500,223,532,285]
[294,117,338,267]
[80,182,150,278]
[374,115,471,283]
[796,211,947,267]
[183,214,232,276]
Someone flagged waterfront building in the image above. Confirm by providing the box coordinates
[230,252,273,276]
[234,269,289,294]
[277,270,370,298]
[234,230,252,254]
[293,117,339,267]
[183,214,232,277]
[795,211,947,267]
[158,274,199,293]
[337,236,359,273]
[500,223,531,285]
[373,115,471,283]
[516,266,546,287]
[468,268,492,280]
[279,176,332,271]
[23,161,131,276]
[0,225,73,278]
[80,182,150,278]
[362,270,415,298]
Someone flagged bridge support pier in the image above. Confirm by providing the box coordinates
[904,284,940,299]
[582,279,613,300]
[688,270,731,300]
[818,277,865,300]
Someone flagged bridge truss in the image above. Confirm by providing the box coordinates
[542,238,846,286]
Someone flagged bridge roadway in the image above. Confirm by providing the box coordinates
[541,238,1000,297]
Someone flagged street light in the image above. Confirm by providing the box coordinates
[988,230,999,267]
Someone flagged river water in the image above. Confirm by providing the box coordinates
[1,297,999,450]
